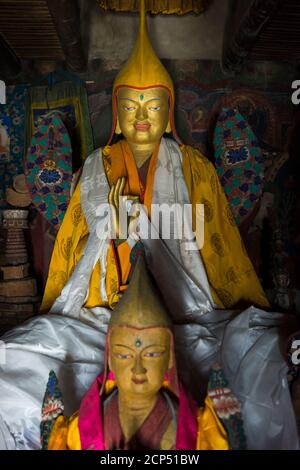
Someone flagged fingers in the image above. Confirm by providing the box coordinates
[108,176,135,239]
[119,176,126,197]
[108,187,118,238]
[108,176,124,207]
[111,208,118,239]
[113,176,126,208]
[108,177,127,239]
[114,178,121,208]
[108,184,115,206]
[127,196,140,218]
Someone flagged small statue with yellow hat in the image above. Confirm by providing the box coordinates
[42,256,245,450]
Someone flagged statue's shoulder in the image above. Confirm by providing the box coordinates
[80,144,118,187]
[82,146,112,176]
[180,143,215,171]
[84,147,104,164]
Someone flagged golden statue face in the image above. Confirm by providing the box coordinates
[109,326,172,398]
[116,87,171,145]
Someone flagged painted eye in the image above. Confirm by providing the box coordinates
[124,106,136,112]
[149,106,161,111]
[144,352,162,358]
[116,353,132,359]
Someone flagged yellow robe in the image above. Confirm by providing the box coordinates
[41,140,269,312]
[48,392,229,451]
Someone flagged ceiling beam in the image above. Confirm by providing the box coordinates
[0,33,22,78]
[222,0,285,74]
[46,0,86,73]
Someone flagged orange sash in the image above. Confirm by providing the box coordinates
[108,140,160,287]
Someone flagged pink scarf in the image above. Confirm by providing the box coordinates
[78,370,198,450]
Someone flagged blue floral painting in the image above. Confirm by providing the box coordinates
[226,146,249,165]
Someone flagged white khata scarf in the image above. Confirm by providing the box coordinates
[50,138,214,326]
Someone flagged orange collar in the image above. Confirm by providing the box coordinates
[109,139,160,216]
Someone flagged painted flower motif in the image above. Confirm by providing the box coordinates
[44,159,56,170]
[211,394,241,419]
[39,169,62,185]
[226,146,249,165]
[41,399,64,422]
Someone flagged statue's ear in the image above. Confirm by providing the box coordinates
[115,118,122,135]
[165,119,172,134]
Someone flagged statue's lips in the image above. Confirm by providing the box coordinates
[132,377,147,385]
[134,123,151,131]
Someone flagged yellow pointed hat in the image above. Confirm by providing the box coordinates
[109,255,171,329]
[109,0,179,143]
[113,0,174,100]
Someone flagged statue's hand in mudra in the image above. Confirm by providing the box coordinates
[108,176,140,240]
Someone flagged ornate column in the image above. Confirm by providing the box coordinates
[0,199,39,330]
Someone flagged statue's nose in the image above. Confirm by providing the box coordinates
[131,356,146,375]
[136,105,148,121]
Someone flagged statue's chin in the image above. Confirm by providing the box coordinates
[124,132,165,146]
